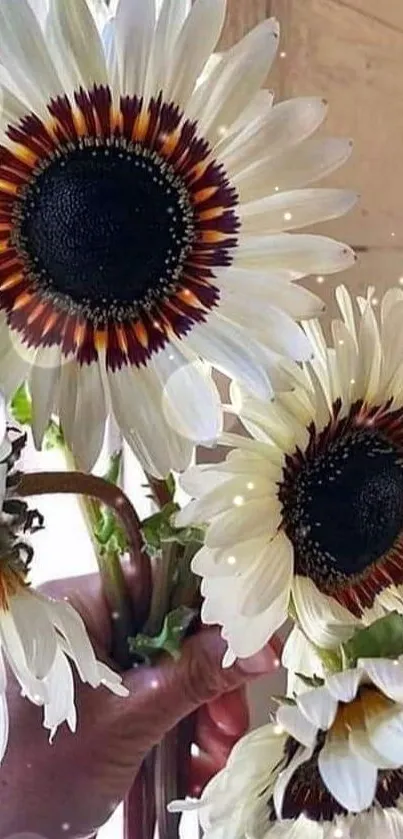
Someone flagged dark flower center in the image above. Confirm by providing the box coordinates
[269,735,403,823]
[281,428,403,581]
[14,142,195,321]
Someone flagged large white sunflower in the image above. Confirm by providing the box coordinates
[178,286,403,663]
[0,0,355,476]
[170,659,403,837]
[0,401,127,760]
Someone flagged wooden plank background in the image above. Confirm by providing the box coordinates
[220,0,403,312]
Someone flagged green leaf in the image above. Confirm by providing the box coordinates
[165,473,176,501]
[141,502,179,555]
[342,612,403,667]
[271,695,297,706]
[43,419,65,450]
[294,673,325,689]
[129,606,197,663]
[102,451,122,486]
[141,502,205,558]
[10,383,32,426]
[94,507,127,554]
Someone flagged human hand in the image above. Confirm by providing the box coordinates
[0,571,280,839]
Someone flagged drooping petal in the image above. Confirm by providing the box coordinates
[318,731,377,812]
[297,686,338,731]
[153,345,222,444]
[276,704,317,748]
[8,591,58,679]
[186,313,274,400]
[29,345,61,450]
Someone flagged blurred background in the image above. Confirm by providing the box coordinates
[23,0,403,835]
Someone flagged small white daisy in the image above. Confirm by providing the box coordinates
[0,0,355,476]
[170,660,403,837]
[0,407,127,759]
[178,286,403,663]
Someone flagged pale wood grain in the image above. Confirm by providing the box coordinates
[219,0,272,48]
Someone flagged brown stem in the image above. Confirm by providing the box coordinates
[18,471,152,633]
[154,715,196,839]
[147,475,173,509]
[124,753,156,839]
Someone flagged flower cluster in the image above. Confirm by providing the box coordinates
[172,285,403,833]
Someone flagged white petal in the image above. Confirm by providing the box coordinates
[360,658,403,703]
[108,364,193,477]
[153,346,222,443]
[8,591,58,679]
[0,391,7,457]
[355,301,382,403]
[186,313,274,399]
[43,648,76,736]
[239,189,357,235]
[273,745,313,819]
[194,19,280,144]
[42,597,100,686]
[297,687,338,731]
[177,474,272,527]
[0,326,34,401]
[191,537,267,578]
[46,0,108,94]
[221,299,313,362]
[224,290,319,347]
[0,691,8,764]
[151,0,191,93]
[114,0,155,97]
[318,735,377,812]
[165,0,226,108]
[67,361,107,471]
[0,83,29,130]
[236,234,356,276]
[234,137,353,202]
[219,590,288,660]
[205,500,281,549]
[97,661,128,697]
[349,726,400,771]
[29,346,61,450]
[292,575,357,648]
[224,97,328,177]
[366,705,403,767]
[326,668,363,703]
[282,625,323,697]
[276,704,317,747]
[179,464,236,498]
[0,0,62,116]
[240,532,293,617]
[27,0,48,27]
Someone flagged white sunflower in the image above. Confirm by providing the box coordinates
[0,403,127,760]
[178,285,403,663]
[170,660,403,836]
[0,0,355,476]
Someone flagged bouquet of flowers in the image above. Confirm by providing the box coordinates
[0,1,400,838]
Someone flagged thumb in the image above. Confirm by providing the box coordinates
[123,627,281,747]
